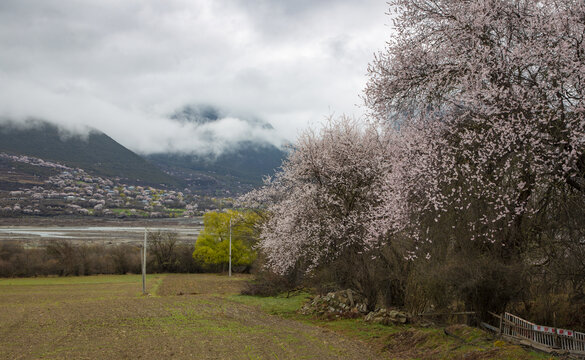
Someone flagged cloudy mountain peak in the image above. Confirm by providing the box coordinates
[171,105,221,125]
[170,105,274,131]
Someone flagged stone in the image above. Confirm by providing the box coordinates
[364,308,409,325]
[298,289,369,317]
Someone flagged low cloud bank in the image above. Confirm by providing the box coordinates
[0,103,285,157]
[0,0,390,159]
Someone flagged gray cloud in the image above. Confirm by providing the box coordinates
[0,0,391,155]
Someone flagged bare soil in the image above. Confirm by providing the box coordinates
[0,274,382,359]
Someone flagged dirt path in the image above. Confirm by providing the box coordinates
[0,274,382,359]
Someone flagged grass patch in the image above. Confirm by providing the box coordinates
[110,208,149,217]
[229,292,311,316]
[148,275,166,296]
[0,274,159,286]
[299,317,551,359]
[231,291,550,359]
[165,208,186,215]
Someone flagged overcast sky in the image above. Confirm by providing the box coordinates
[0,0,391,155]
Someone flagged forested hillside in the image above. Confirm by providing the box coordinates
[0,121,180,188]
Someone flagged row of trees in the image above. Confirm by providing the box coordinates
[243,0,585,327]
[0,209,262,278]
[0,233,200,277]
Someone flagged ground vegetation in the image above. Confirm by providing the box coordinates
[0,273,548,359]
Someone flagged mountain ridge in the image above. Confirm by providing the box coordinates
[0,120,181,188]
[150,105,287,195]
[0,117,287,195]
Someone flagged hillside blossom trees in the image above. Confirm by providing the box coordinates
[366,0,585,248]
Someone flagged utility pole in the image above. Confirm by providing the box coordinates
[142,228,147,295]
[228,216,232,277]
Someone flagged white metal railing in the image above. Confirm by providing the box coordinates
[500,312,585,353]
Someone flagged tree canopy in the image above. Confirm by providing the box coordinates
[192,210,260,270]
[243,0,585,319]
[366,0,585,247]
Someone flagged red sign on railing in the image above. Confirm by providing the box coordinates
[533,325,574,337]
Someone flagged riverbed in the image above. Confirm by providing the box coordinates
[0,217,203,246]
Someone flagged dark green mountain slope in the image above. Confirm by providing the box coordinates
[146,105,287,195]
[0,121,181,188]
[147,141,286,194]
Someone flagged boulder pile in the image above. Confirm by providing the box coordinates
[299,289,368,316]
[364,308,409,325]
[299,289,410,325]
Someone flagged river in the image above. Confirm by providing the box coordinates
[0,220,203,246]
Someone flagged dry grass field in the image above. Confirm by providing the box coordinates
[0,273,550,359]
[0,274,382,360]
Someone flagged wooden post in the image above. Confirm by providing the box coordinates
[228,217,232,277]
[142,228,147,295]
[553,312,560,349]
[499,313,504,336]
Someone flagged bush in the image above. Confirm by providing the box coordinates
[310,243,408,311]
[0,238,202,277]
[404,251,527,324]
[241,254,302,296]
[148,231,179,273]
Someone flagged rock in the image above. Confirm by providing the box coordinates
[298,289,369,317]
[365,308,409,325]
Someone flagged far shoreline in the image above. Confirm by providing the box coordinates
[0,215,203,228]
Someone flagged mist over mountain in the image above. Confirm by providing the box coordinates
[148,105,288,195]
[0,112,287,195]
[0,120,181,187]
[171,105,222,125]
[161,105,282,158]
[171,105,275,130]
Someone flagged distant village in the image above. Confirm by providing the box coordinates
[0,153,224,217]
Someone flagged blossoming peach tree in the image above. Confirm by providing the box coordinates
[245,0,585,289]
[243,117,389,274]
[366,0,585,255]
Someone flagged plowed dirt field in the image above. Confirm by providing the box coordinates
[0,274,381,359]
